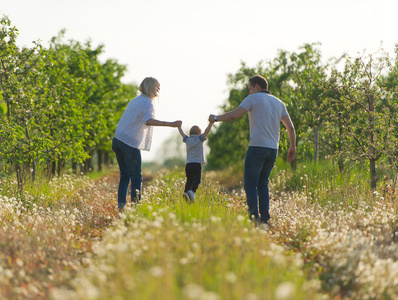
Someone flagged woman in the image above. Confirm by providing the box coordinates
[112,77,182,213]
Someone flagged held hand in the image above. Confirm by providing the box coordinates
[171,120,182,128]
[287,147,296,163]
[208,114,216,123]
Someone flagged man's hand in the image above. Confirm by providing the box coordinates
[287,147,296,163]
[208,114,216,123]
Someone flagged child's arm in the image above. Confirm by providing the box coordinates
[203,121,214,138]
[178,126,185,138]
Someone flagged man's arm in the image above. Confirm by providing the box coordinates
[203,122,214,138]
[281,115,296,162]
[177,127,185,138]
[209,106,247,123]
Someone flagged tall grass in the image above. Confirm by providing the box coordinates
[2,160,398,299]
[51,170,321,300]
[271,159,398,210]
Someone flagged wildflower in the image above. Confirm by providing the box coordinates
[225,272,237,283]
[274,282,295,299]
[183,284,204,299]
[149,266,164,278]
[237,215,245,222]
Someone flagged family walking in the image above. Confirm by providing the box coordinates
[112,75,296,225]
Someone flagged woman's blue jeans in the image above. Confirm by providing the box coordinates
[244,146,277,223]
[112,138,142,208]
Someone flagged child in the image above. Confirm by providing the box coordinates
[178,121,214,202]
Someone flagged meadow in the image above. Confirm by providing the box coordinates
[1,161,398,300]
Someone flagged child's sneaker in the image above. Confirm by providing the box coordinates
[183,192,190,202]
[187,190,195,202]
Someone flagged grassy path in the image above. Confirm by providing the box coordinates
[1,168,398,299]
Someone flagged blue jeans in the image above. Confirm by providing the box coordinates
[112,138,142,208]
[244,146,277,222]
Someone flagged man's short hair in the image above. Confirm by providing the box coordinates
[249,75,268,90]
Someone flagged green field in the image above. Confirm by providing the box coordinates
[1,162,397,300]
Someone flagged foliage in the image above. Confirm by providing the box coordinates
[322,48,398,189]
[0,16,137,188]
[207,43,328,170]
[207,43,398,190]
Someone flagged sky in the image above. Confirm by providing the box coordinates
[2,0,397,162]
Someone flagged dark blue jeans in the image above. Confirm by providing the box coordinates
[112,138,142,208]
[244,146,277,222]
[184,163,202,193]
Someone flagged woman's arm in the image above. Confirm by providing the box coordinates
[145,118,182,128]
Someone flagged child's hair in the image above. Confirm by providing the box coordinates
[189,125,202,136]
[139,77,160,99]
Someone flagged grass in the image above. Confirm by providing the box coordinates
[1,160,398,299]
[51,171,319,300]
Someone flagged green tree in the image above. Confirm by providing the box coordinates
[0,16,46,186]
[324,49,397,189]
[207,44,327,169]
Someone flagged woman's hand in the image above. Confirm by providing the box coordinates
[170,120,182,127]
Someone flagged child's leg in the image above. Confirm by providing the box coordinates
[189,164,202,192]
[184,163,194,193]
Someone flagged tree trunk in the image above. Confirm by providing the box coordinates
[31,159,36,182]
[72,161,77,175]
[57,157,62,177]
[370,158,377,190]
[97,150,103,171]
[104,151,110,166]
[314,127,319,164]
[15,164,23,192]
[338,124,344,172]
[51,161,56,176]
[368,94,376,190]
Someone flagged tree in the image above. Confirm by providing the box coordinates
[207,44,327,169]
[324,49,398,190]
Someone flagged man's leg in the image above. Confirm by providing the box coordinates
[244,147,266,220]
[258,148,277,223]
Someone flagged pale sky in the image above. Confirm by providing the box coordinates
[2,0,397,162]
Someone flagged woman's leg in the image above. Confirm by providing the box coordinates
[112,138,130,209]
[112,138,142,206]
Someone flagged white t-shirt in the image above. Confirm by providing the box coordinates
[114,94,155,151]
[183,134,207,164]
[239,92,289,149]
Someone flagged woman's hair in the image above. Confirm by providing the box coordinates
[249,75,268,90]
[139,77,160,99]
[189,125,202,136]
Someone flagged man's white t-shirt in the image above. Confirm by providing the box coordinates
[239,92,289,149]
[114,94,155,151]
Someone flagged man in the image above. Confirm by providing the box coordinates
[209,75,296,224]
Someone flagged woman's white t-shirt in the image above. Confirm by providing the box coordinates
[239,92,289,149]
[114,94,155,151]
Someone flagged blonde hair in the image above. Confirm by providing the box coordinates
[189,125,202,136]
[139,77,160,99]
